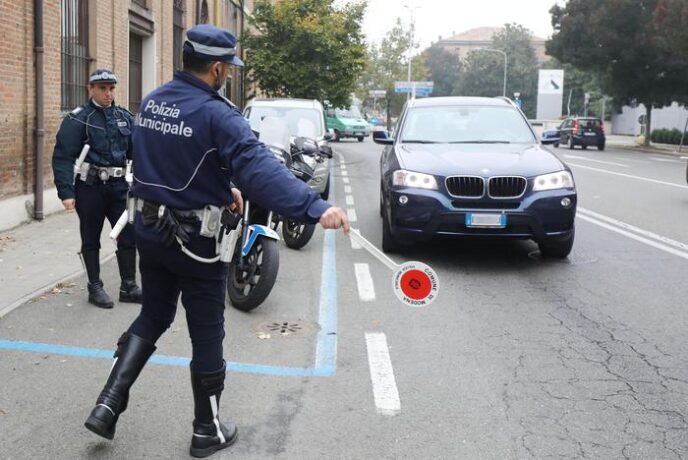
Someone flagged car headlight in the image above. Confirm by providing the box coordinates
[392,170,438,190]
[532,171,575,191]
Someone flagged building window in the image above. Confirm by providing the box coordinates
[173,0,185,71]
[129,33,143,113]
[60,0,89,110]
[132,0,148,9]
[199,0,209,24]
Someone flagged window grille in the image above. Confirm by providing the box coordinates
[60,0,89,110]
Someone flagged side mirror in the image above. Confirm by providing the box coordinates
[324,129,335,141]
[373,130,394,145]
[319,144,333,158]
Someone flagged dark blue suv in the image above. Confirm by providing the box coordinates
[374,97,577,258]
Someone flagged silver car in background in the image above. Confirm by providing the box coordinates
[244,98,332,199]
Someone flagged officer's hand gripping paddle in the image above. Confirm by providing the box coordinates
[349,229,439,307]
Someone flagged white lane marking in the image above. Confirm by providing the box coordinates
[578,208,688,261]
[651,156,682,163]
[614,157,649,164]
[563,154,628,167]
[354,263,376,301]
[365,332,400,416]
[341,170,349,177]
[680,156,688,160]
[346,195,355,206]
[566,163,688,190]
[341,163,347,170]
[351,236,362,249]
[343,177,350,184]
[344,185,352,194]
[347,208,358,222]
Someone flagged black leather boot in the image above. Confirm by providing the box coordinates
[85,332,156,440]
[189,363,238,458]
[82,250,114,309]
[116,249,143,303]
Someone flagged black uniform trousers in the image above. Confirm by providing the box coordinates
[128,214,226,372]
[75,178,135,252]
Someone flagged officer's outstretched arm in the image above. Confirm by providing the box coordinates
[52,115,85,200]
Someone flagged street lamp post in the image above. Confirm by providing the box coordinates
[477,48,507,97]
[404,4,420,101]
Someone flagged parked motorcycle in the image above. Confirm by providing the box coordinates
[280,136,332,249]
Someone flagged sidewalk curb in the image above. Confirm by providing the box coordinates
[0,252,117,319]
[608,143,688,157]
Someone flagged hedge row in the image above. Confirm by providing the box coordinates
[650,128,686,145]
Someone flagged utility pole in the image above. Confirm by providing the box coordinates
[404,4,420,101]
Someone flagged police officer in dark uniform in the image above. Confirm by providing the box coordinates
[52,69,143,309]
[84,25,350,457]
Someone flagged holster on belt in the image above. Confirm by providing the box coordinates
[140,200,200,247]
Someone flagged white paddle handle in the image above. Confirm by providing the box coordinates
[349,229,400,271]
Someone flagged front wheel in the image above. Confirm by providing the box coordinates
[227,237,280,311]
[333,130,341,142]
[282,219,316,250]
[357,136,364,142]
[538,230,575,259]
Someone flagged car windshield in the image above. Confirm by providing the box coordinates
[247,106,324,138]
[335,106,362,118]
[400,105,536,144]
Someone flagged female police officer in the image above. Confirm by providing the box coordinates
[52,69,143,308]
[84,25,350,458]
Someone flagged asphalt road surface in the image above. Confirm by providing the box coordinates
[1,139,687,459]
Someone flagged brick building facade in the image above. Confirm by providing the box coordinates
[0,0,253,230]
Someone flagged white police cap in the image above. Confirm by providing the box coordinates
[184,24,244,67]
[89,69,118,84]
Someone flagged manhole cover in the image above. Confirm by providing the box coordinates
[253,321,317,337]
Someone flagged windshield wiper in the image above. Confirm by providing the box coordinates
[401,139,439,144]
[447,140,511,144]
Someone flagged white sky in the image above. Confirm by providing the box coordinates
[361,0,565,49]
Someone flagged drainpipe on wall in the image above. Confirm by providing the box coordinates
[239,0,245,109]
[34,0,45,220]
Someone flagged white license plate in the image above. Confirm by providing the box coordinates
[465,213,507,228]
[584,132,597,136]
[354,132,364,136]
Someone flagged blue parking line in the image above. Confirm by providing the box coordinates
[0,161,340,377]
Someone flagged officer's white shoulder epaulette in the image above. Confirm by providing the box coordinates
[70,106,83,116]
[220,95,237,109]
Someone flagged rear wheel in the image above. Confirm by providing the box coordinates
[282,220,316,250]
[553,142,560,148]
[598,142,606,151]
[333,130,341,142]
[538,230,575,259]
[357,136,364,142]
[227,237,280,311]
[582,145,587,150]
[568,135,575,150]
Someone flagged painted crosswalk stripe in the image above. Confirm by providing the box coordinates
[351,236,362,249]
[343,177,350,184]
[354,263,376,301]
[365,332,400,416]
[346,195,355,206]
[341,170,349,177]
[344,185,352,194]
[347,208,357,222]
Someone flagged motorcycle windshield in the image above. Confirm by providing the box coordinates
[258,116,291,152]
[295,118,318,139]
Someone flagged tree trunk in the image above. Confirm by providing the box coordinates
[644,105,652,147]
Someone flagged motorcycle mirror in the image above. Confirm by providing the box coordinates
[319,144,333,158]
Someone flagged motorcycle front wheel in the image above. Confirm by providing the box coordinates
[282,219,316,250]
[227,237,280,311]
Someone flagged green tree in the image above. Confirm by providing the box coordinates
[356,18,420,128]
[420,44,460,97]
[242,0,367,108]
[547,0,688,145]
[454,24,539,118]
